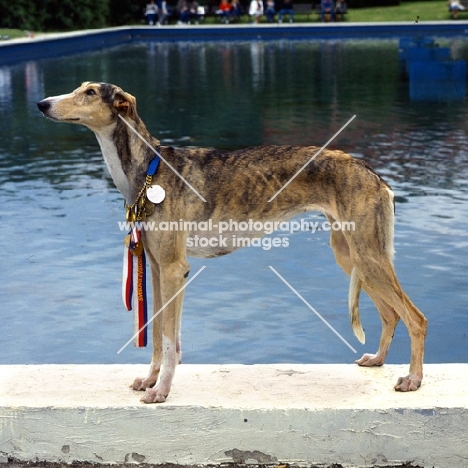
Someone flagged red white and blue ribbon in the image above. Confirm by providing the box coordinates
[122,226,148,347]
[121,156,161,348]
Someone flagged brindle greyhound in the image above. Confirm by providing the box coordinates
[37,82,427,403]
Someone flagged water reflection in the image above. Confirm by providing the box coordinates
[25,62,45,110]
[0,39,467,365]
[0,68,12,105]
[399,37,466,101]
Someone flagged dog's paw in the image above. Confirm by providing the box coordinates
[141,387,168,404]
[394,374,422,392]
[131,376,157,391]
[355,353,385,367]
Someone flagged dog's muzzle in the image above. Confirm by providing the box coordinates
[37,100,51,115]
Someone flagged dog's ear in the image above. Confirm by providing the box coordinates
[114,91,137,120]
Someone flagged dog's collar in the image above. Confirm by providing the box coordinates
[125,155,161,222]
[146,156,160,177]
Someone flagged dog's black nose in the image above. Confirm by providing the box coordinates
[37,100,50,113]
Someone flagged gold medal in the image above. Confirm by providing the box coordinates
[145,201,155,217]
[131,241,144,257]
[126,206,137,223]
[124,234,131,247]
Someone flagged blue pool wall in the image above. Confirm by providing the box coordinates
[2,23,468,65]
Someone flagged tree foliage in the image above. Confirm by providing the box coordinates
[0,0,145,31]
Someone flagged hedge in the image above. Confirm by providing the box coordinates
[0,0,146,31]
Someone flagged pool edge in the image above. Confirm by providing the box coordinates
[2,22,468,65]
[1,363,467,466]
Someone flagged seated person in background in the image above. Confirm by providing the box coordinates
[177,0,191,23]
[230,0,244,21]
[145,0,158,25]
[321,0,335,21]
[158,0,169,24]
[249,0,264,22]
[265,0,276,22]
[278,0,294,22]
[448,0,465,18]
[335,0,346,20]
[217,0,232,23]
[189,0,202,22]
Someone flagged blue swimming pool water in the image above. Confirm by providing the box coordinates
[0,38,467,366]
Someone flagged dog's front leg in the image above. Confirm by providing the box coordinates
[141,247,189,404]
[132,254,163,392]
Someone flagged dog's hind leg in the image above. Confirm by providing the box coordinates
[328,217,400,362]
[351,252,427,390]
[354,294,400,367]
[339,195,427,391]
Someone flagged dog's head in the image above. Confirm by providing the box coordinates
[37,82,138,131]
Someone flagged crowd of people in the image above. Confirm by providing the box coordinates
[144,0,170,24]
[246,0,297,24]
[319,0,346,21]
[145,0,346,26]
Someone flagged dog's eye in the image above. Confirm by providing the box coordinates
[85,89,96,96]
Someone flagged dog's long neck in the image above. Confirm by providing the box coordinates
[93,115,160,204]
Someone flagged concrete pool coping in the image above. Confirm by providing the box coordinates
[2,22,468,65]
[1,363,468,467]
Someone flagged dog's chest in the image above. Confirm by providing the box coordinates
[95,132,132,202]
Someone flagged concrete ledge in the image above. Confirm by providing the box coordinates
[1,364,467,467]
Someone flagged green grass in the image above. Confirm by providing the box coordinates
[0,29,29,40]
[347,1,451,22]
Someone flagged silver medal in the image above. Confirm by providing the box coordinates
[147,185,166,204]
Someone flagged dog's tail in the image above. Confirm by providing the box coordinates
[349,267,365,344]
